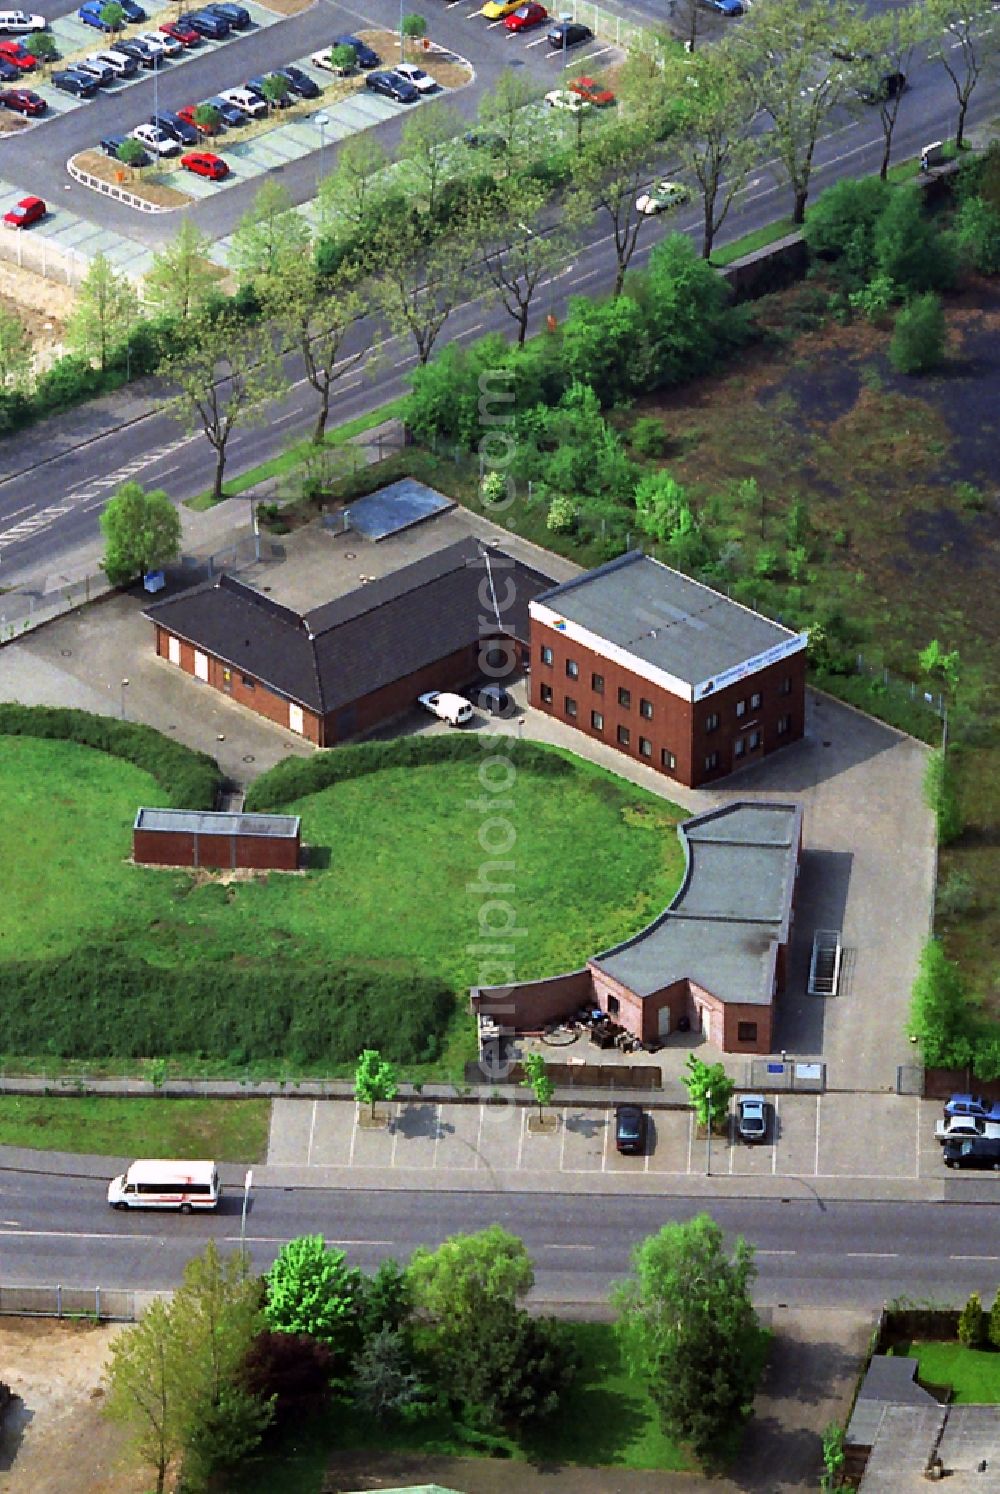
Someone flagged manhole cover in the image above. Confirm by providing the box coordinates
[61,649,72,657]
[242,754,255,763]
[823,740,832,747]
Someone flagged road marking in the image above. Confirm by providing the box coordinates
[433,1102,442,1169]
[559,1105,568,1170]
[306,1099,317,1166]
[915,1094,922,1179]
[524,33,548,46]
[951,1255,1000,1262]
[686,1108,694,1174]
[846,1252,898,1259]
[516,1104,526,1169]
[757,1249,796,1256]
[545,1243,596,1252]
[474,1101,485,1170]
[602,1110,610,1173]
[814,1093,821,1176]
[390,1106,400,1167]
[772,1094,778,1174]
[347,1103,359,1168]
[0,1228,152,1241]
[224,1235,394,1246]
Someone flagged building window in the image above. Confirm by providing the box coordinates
[566,658,579,679]
[540,683,553,704]
[640,697,654,720]
[565,696,578,718]
[705,752,719,772]
[735,699,746,719]
[591,710,604,731]
[661,749,676,771]
[738,1021,758,1043]
[639,736,652,758]
[592,672,604,694]
[617,725,631,748]
[750,691,762,710]
[780,675,792,695]
[241,674,255,690]
[618,687,631,709]
[777,714,790,736]
[734,736,746,758]
[540,645,553,666]
[705,712,720,733]
[607,994,620,1016]
[748,730,762,751]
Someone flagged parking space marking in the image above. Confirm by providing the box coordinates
[433,1102,443,1168]
[347,1106,359,1167]
[559,1106,568,1169]
[814,1094,821,1176]
[915,1095,922,1178]
[306,1099,317,1165]
[516,1105,526,1169]
[686,1110,694,1173]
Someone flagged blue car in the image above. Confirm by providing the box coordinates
[707,0,743,12]
[78,2,113,29]
[334,33,379,68]
[275,63,319,99]
[178,9,229,37]
[207,92,247,125]
[945,1093,1000,1122]
[205,1,250,26]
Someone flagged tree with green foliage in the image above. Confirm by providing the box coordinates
[820,1420,847,1492]
[402,11,427,52]
[560,293,648,403]
[27,30,57,69]
[476,69,542,167]
[261,253,367,443]
[988,1289,1000,1349]
[99,0,125,30]
[955,196,1000,273]
[264,1234,365,1356]
[681,1054,735,1132]
[261,72,291,109]
[890,293,947,376]
[520,1051,555,1122]
[353,1327,423,1418]
[630,232,743,389]
[99,481,181,585]
[847,9,926,179]
[919,640,961,700]
[407,1226,533,1351]
[116,136,149,178]
[614,1214,763,1467]
[67,252,138,373]
[359,1259,411,1339]
[143,217,219,321]
[634,470,687,544]
[874,193,956,295]
[193,102,222,135]
[354,1048,399,1120]
[0,305,31,393]
[317,133,389,237]
[329,41,358,73]
[469,179,574,347]
[926,0,1000,149]
[229,180,311,284]
[804,177,891,278]
[375,217,474,366]
[958,1290,984,1347]
[104,1297,185,1494]
[570,120,659,296]
[907,939,971,1065]
[399,100,465,220]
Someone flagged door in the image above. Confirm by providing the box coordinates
[657,1005,671,1039]
[222,667,232,694]
[167,635,181,666]
[193,650,209,682]
[289,703,304,735]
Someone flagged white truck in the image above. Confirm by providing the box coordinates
[935,1116,1000,1145]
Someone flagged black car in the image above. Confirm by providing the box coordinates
[206,1,250,26]
[150,110,199,144]
[0,59,20,83]
[51,67,98,96]
[246,72,290,105]
[365,69,418,103]
[117,37,162,67]
[207,92,246,125]
[178,9,230,37]
[546,20,592,48]
[858,71,907,105]
[943,1138,1000,1170]
[474,684,515,718]
[334,33,379,68]
[101,132,149,163]
[615,1105,647,1156]
[276,63,319,98]
[119,0,147,19]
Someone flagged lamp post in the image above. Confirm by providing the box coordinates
[560,10,572,71]
[240,1168,253,1266]
[120,677,129,720]
[314,111,329,193]
[705,1086,712,1175]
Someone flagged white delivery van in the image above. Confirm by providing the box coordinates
[417,691,474,726]
[108,1158,221,1213]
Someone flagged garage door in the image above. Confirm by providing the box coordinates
[194,650,209,682]
[289,703,304,735]
[168,636,181,666]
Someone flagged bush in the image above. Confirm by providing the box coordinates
[890,294,947,376]
[546,494,577,533]
[958,1292,984,1348]
[34,353,101,412]
[0,704,221,810]
[924,749,963,844]
[874,193,957,295]
[629,416,669,458]
[936,869,974,920]
[954,197,1000,275]
[629,234,745,390]
[804,177,891,278]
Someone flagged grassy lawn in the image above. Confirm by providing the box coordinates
[1,737,686,1075]
[905,1341,1000,1403]
[231,1322,691,1492]
[0,1096,270,1162]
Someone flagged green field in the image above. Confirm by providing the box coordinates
[905,1341,1000,1403]
[0,1096,270,1163]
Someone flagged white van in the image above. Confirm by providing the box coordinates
[418,691,474,726]
[108,1158,221,1213]
[0,11,47,33]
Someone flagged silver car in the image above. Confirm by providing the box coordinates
[736,1094,769,1143]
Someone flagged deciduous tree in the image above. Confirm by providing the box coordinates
[681,1054,734,1131]
[229,180,311,284]
[99,481,181,584]
[848,9,926,178]
[570,121,659,295]
[264,1234,365,1359]
[476,69,543,166]
[316,133,390,236]
[958,1290,984,1346]
[67,251,138,372]
[469,180,573,346]
[143,217,219,321]
[261,253,368,442]
[375,218,473,365]
[0,305,31,393]
[116,136,149,178]
[926,0,1000,149]
[399,100,466,220]
[520,1051,555,1121]
[103,1297,185,1494]
[354,1048,399,1119]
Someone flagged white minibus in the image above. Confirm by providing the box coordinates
[107,1159,221,1213]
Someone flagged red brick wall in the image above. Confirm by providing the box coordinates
[155,626,321,744]
[133,829,195,866]
[471,969,594,1032]
[133,827,299,871]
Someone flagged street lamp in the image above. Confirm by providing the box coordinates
[120,677,129,720]
[705,1086,712,1175]
[240,1168,254,1266]
[559,10,572,71]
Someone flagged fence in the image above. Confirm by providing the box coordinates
[0,1284,138,1321]
[0,229,90,288]
[569,0,646,51]
[0,571,113,645]
[855,653,945,719]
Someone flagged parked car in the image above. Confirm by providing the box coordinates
[274,63,319,98]
[130,121,180,154]
[570,75,615,106]
[137,30,176,57]
[218,84,265,117]
[0,38,35,68]
[0,85,44,113]
[615,1104,647,1155]
[393,61,436,93]
[78,0,117,29]
[207,91,247,125]
[3,193,44,228]
[936,1115,1000,1144]
[333,33,379,67]
[481,0,521,16]
[545,19,591,47]
[150,110,199,144]
[418,691,474,726]
[246,73,291,105]
[0,11,46,34]
[945,1094,1000,1121]
[118,0,147,17]
[635,178,690,215]
[93,48,139,77]
[943,1137,1000,1170]
[503,1,547,30]
[205,1,250,27]
[181,148,228,179]
[474,683,515,718]
[544,88,588,111]
[704,0,743,13]
[51,66,98,95]
[736,1094,769,1143]
[177,9,229,38]
[177,101,221,133]
[365,69,419,103]
[101,132,148,162]
[309,47,344,73]
[159,18,201,46]
[858,71,906,104]
[116,37,162,67]
[75,56,116,85]
[0,57,18,81]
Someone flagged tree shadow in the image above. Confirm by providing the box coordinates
[0,1395,31,1473]
[392,1103,455,1140]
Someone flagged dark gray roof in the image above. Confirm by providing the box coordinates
[591,802,801,1005]
[532,552,804,692]
[134,808,300,838]
[144,540,554,716]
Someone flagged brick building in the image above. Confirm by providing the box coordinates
[530,552,808,788]
[133,808,301,871]
[144,539,554,746]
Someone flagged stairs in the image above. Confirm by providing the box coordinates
[808,929,842,997]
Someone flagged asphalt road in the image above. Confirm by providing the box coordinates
[1,1170,998,1305]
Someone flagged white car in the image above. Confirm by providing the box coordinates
[418,691,474,726]
[137,31,171,58]
[393,61,436,93]
[309,47,347,73]
[0,10,46,33]
[76,55,116,84]
[93,48,138,76]
[130,122,180,156]
[218,85,267,118]
[635,179,691,215]
[544,88,589,112]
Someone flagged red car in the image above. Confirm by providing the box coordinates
[0,39,36,68]
[504,1,547,29]
[569,75,616,107]
[177,103,221,135]
[3,194,45,229]
[181,150,228,181]
[0,86,45,114]
[159,19,201,45]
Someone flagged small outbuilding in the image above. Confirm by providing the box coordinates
[133,808,301,871]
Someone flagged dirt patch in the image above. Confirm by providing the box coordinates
[256,0,314,14]
[0,263,72,377]
[0,1317,145,1494]
[0,113,28,136]
[72,151,189,211]
[359,30,474,90]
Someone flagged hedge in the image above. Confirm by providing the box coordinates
[246,735,573,811]
[0,948,453,1066]
[0,704,222,810]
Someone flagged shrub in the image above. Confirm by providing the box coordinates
[874,194,957,295]
[954,198,1000,275]
[804,177,891,278]
[924,750,963,844]
[936,869,974,920]
[546,494,577,533]
[890,294,947,376]
[34,353,101,412]
[958,1292,984,1348]
[629,416,669,458]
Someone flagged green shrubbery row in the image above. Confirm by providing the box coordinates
[0,949,453,1065]
[0,704,221,810]
[246,735,573,811]
[909,940,1000,1081]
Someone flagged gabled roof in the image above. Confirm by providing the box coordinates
[144,540,554,715]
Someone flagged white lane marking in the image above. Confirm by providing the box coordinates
[757,1249,796,1256]
[516,1104,526,1169]
[474,1102,485,1170]
[846,1252,898,1259]
[814,1094,821,1177]
[546,1243,596,1252]
[306,1100,317,1166]
[951,1255,1000,1262]
[224,1235,394,1246]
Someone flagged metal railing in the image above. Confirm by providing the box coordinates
[0,1284,137,1321]
[0,228,91,287]
[569,0,647,51]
